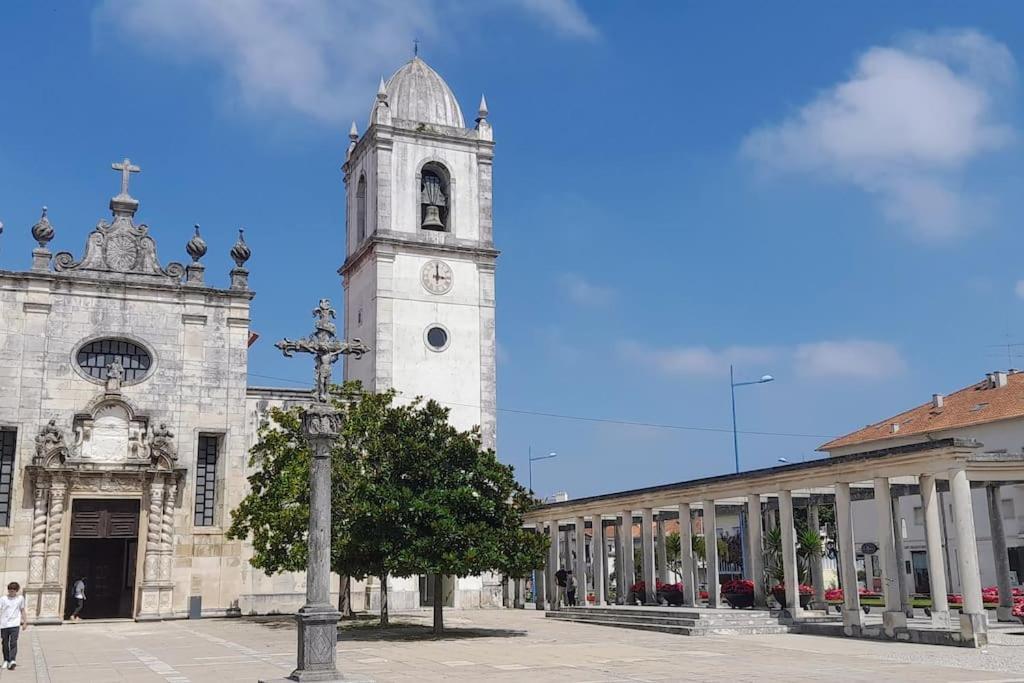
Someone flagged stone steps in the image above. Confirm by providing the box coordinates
[546,607,792,636]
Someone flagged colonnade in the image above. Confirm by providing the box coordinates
[525,442,1016,646]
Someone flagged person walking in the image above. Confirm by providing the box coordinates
[566,570,578,607]
[71,577,86,621]
[554,568,567,609]
[1,581,28,670]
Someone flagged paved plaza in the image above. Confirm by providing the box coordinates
[2,610,1024,682]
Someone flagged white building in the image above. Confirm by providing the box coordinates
[820,370,1024,595]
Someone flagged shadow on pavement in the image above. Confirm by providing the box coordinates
[244,615,526,642]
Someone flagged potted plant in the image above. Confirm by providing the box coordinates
[629,580,646,605]
[657,581,685,606]
[722,579,755,609]
[771,583,813,609]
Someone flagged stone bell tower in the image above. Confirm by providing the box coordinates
[340,57,497,449]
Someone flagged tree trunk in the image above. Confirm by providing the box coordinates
[433,574,444,635]
[379,573,389,626]
[338,575,352,619]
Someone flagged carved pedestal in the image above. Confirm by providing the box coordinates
[37,480,67,624]
[138,476,175,621]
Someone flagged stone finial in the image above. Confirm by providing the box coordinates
[377,77,388,103]
[231,228,251,267]
[109,158,142,217]
[475,94,492,140]
[186,224,207,262]
[230,228,251,291]
[185,224,207,285]
[477,94,489,122]
[349,121,359,141]
[32,206,54,247]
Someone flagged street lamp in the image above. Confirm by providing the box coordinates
[528,446,557,496]
[730,365,774,474]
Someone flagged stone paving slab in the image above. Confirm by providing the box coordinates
[0,610,1021,682]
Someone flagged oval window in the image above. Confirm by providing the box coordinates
[75,339,153,382]
[425,325,449,352]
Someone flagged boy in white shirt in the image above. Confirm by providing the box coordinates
[1,581,28,670]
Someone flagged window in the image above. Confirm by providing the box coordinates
[0,429,15,527]
[419,163,450,232]
[913,506,924,526]
[194,435,219,526]
[1002,498,1016,520]
[76,338,152,382]
[356,175,367,241]
[425,325,450,352]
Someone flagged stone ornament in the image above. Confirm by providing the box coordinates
[53,158,186,282]
[230,228,251,267]
[186,224,207,262]
[275,298,370,404]
[148,422,178,467]
[34,419,68,465]
[302,403,343,441]
[31,206,54,247]
[106,359,124,392]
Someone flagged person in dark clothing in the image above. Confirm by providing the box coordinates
[554,568,568,608]
[566,570,578,606]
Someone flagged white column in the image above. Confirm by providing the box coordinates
[620,510,635,604]
[595,516,607,606]
[919,474,950,628]
[703,499,720,608]
[747,494,766,608]
[778,490,799,617]
[534,537,547,611]
[834,483,862,631]
[890,492,913,618]
[640,508,656,604]
[950,466,986,641]
[874,477,907,634]
[678,503,696,606]
[985,484,1015,622]
[656,515,669,584]
[574,516,587,606]
[547,520,560,609]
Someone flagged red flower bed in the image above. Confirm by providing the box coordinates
[699,590,709,600]
[721,579,754,595]
[824,586,879,601]
[630,580,684,594]
[772,583,813,596]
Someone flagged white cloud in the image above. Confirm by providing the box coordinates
[621,339,906,381]
[94,0,596,125]
[619,341,779,377]
[1015,280,1024,299]
[742,29,1015,242]
[794,340,906,380]
[560,273,615,307]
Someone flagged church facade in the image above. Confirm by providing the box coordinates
[0,57,502,622]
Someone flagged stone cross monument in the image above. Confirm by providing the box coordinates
[267,299,368,683]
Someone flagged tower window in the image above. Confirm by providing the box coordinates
[420,163,450,232]
[194,435,219,527]
[425,324,450,352]
[356,175,367,241]
[75,338,152,383]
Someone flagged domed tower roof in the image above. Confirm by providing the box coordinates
[373,57,464,128]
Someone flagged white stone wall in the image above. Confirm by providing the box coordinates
[0,269,252,617]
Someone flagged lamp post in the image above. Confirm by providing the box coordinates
[528,446,557,496]
[730,365,773,585]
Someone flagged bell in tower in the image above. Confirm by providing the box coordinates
[420,171,447,231]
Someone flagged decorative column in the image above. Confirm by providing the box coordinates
[874,477,906,635]
[778,490,799,618]
[985,484,1014,622]
[159,479,178,615]
[548,521,560,609]
[834,482,863,633]
[655,515,668,584]
[703,499,720,608]
[808,504,825,609]
[534,526,547,611]
[919,474,950,629]
[640,508,656,604]
[574,516,587,606]
[37,478,66,624]
[950,466,987,643]
[26,478,49,618]
[267,298,369,683]
[678,503,696,607]
[138,475,167,620]
[619,510,635,604]
[890,492,914,618]
[595,517,607,606]
[746,494,766,608]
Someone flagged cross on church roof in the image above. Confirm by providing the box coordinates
[111,157,141,197]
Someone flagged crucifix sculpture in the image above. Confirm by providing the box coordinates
[111,157,141,197]
[267,299,369,683]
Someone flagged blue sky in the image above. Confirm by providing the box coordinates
[3,2,1024,499]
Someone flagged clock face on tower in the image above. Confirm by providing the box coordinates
[420,259,454,295]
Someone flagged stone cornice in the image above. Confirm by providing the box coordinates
[0,269,255,303]
[339,231,499,278]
